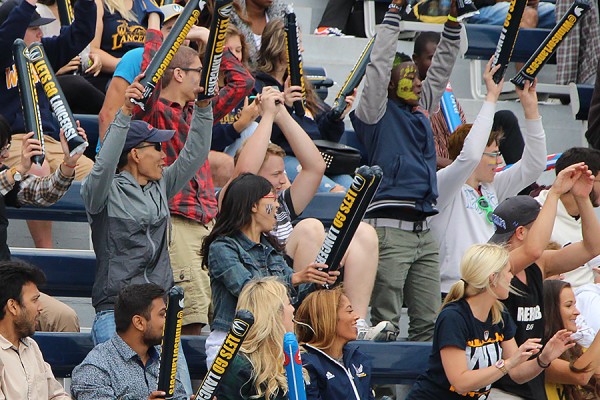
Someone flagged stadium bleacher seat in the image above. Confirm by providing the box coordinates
[304,65,335,101]
[569,83,594,121]
[35,331,431,384]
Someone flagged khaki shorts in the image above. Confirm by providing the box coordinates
[6,133,93,181]
[169,214,214,326]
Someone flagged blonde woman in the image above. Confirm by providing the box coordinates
[216,277,294,399]
[89,0,155,92]
[406,244,574,400]
[295,287,375,400]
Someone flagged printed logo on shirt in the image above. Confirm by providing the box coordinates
[112,20,146,51]
[516,305,542,322]
[325,371,335,380]
[6,64,40,90]
[352,364,366,378]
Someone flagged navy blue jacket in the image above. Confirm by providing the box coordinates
[0,0,96,140]
[302,343,375,400]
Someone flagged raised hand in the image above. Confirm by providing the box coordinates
[18,132,43,175]
[550,162,587,197]
[60,121,88,167]
[259,86,284,118]
[516,78,540,119]
[570,166,594,199]
[538,329,576,365]
[284,77,304,109]
[484,57,503,102]
[122,74,146,115]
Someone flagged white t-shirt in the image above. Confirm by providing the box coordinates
[431,102,547,293]
[535,190,594,287]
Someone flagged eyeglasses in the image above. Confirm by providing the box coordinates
[135,143,162,152]
[477,196,494,224]
[0,142,10,155]
[169,66,203,73]
[483,151,502,158]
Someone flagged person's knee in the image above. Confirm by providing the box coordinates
[352,222,379,251]
[294,218,326,241]
[38,295,80,332]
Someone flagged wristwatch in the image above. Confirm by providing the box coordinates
[9,167,22,182]
[494,359,508,375]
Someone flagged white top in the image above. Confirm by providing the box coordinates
[535,189,595,287]
[574,284,600,338]
[431,102,547,293]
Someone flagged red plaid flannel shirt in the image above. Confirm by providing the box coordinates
[137,30,254,224]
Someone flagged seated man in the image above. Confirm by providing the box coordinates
[0,114,86,332]
[0,260,70,399]
[469,0,555,29]
[71,284,190,399]
[223,87,389,340]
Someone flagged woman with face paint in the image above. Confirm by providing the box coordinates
[200,173,339,367]
[430,57,548,298]
[406,244,573,400]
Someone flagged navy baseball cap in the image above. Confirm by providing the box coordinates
[124,120,175,151]
[0,0,55,27]
[489,196,541,244]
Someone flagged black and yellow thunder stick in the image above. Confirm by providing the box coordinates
[330,37,375,120]
[157,286,185,399]
[13,39,45,166]
[28,43,88,156]
[284,5,306,117]
[131,0,205,110]
[197,0,234,101]
[56,0,74,26]
[511,0,591,88]
[316,165,383,276]
[195,310,255,399]
[490,0,526,83]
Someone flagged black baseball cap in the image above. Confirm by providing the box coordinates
[0,0,55,28]
[489,196,541,244]
[123,120,175,152]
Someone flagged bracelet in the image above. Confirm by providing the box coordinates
[447,14,458,22]
[536,355,551,369]
[62,161,77,169]
[388,3,402,13]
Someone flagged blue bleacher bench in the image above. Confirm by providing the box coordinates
[34,332,431,384]
[569,83,594,121]
[6,182,347,227]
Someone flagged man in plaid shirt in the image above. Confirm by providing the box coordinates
[135,12,254,335]
[0,114,87,333]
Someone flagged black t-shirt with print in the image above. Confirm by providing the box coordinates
[407,298,516,400]
[495,264,546,400]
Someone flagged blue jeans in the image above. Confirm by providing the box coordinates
[284,155,354,192]
[468,1,555,28]
[92,310,193,395]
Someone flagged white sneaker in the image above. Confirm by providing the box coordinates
[356,320,397,341]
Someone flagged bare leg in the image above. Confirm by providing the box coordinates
[26,160,53,248]
[339,222,378,319]
[285,218,326,271]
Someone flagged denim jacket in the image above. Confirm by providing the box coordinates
[208,232,312,332]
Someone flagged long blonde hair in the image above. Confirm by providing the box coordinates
[104,0,138,23]
[236,278,288,399]
[443,243,510,325]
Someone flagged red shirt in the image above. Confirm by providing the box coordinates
[136,30,254,223]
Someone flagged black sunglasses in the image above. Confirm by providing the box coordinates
[135,143,162,152]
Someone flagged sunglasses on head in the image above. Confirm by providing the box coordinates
[135,142,162,152]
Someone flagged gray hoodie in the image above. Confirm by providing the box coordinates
[81,105,213,312]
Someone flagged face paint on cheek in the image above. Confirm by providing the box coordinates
[265,204,273,214]
[396,65,418,101]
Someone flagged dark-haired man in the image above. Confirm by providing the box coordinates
[0,260,70,399]
[350,0,462,341]
[535,147,600,288]
[71,284,190,400]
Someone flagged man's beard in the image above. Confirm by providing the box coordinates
[142,329,163,347]
[14,310,35,339]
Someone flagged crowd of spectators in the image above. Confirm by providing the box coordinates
[3,0,600,398]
